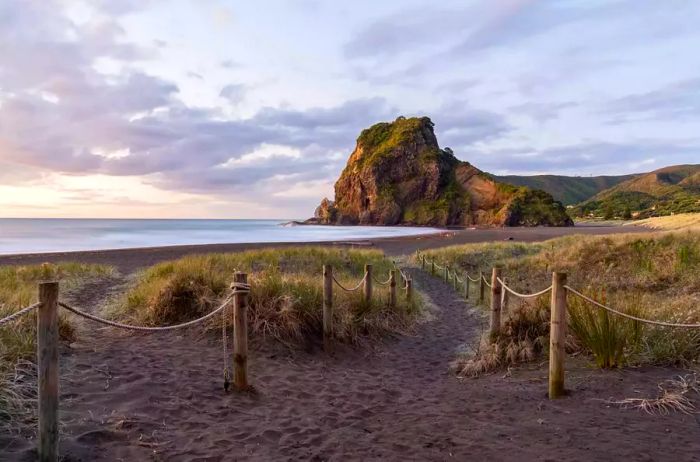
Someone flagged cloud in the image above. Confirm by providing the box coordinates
[602,78,700,122]
[473,141,700,175]
[432,102,512,148]
[219,84,247,104]
[0,1,396,205]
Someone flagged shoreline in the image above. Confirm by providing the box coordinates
[0,224,652,274]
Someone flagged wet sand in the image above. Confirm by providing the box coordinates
[0,224,650,273]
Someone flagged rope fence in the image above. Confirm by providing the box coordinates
[332,273,367,292]
[565,286,700,329]
[415,249,700,400]
[2,260,414,460]
[0,302,41,326]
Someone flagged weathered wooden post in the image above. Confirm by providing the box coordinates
[389,270,397,308]
[489,268,503,341]
[323,265,333,352]
[453,271,458,290]
[549,272,568,399]
[431,260,435,276]
[444,265,449,283]
[364,264,373,303]
[421,255,426,271]
[38,281,59,462]
[464,275,469,299]
[233,272,249,390]
[478,271,485,304]
[406,278,413,302]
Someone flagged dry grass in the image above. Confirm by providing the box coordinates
[419,232,700,373]
[0,262,113,435]
[606,374,699,415]
[633,213,700,231]
[111,247,422,347]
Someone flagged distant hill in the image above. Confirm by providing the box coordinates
[571,164,700,219]
[493,174,636,205]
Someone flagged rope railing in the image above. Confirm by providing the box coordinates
[0,302,41,325]
[497,277,552,299]
[565,286,700,328]
[416,249,700,402]
[332,272,367,292]
[0,276,253,460]
[58,296,236,332]
[373,274,392,286]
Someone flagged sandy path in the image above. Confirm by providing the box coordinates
[6,264,700,461]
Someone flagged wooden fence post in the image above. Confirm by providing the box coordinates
[453,272,458,290]
[38,281,59,462]
[464,275,469,300]
[233,272,249,390]
[421,255,426,271]
[406,278,413,302]
[389,270,396,308]
[489,268,503,341]
[431,260,435,276]
[549,272,568,399]
[364,264,373,303]
[444,265,449,283]
[323,265,333,352]
[478,271,485,304]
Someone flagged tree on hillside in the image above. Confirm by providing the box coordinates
[603,204,615,220]
[622,206,632,220]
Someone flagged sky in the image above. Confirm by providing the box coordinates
[1,0,699,219]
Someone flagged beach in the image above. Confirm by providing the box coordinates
[5,223,700,461]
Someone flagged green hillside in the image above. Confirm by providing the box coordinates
[571,164,700,219]
[493,174,635,205]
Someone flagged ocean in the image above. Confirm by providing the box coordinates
[0,219,441,255]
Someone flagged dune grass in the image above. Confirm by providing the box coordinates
[0,262,114,434]
[418,232,700,374]
[633,213,700,231]
[112,247,421,347]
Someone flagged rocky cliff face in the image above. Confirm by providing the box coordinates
[314,116,572,227]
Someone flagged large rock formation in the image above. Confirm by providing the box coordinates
[313,116,573,227]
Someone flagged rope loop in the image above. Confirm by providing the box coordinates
[58,295,234,332]
[497,277,552,299]
[332,272,367,292]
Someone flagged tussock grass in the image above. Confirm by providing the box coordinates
[0,262,114,434]
[112,247,421,346]
[420,232,700,373]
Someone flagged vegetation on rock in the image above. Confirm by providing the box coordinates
[314,116,572,227]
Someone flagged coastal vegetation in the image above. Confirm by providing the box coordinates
[112,247,421,347]
[633,212,700,231]
[0,262,113,433]
[416,232,700,375]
